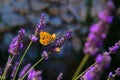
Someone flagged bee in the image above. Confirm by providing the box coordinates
[39,31,56,45]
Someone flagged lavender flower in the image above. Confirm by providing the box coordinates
[56,31,72,47]
[65,31,72,39]
[83,0,115,56]
[115,68,120,76]
[11,62,19,78]
[29,34,38,42]
[108,67,120,80]
[80,52,111,80]
[28,69,36,79]
[98,0,115,24]
[95,54,103,63]
[19,63,31,78]
[57,73,63,80]
[95,52,111,68]
[104,40,120,79]
[81,64,102,80]
[98,10,113,24]
[50,31,72,53]
[106,0,115,12]
[37,13,46,31]
[28,69,42,80]
[8,28,25,56]
[41,51,48,60]
[81,40,120,80]
[108,72,115,80]
[84,22,108,55]
[109,40,120,54]
[18,28,25,36]
[29,13,46,42]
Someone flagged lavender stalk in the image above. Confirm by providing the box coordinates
[13,41,32,80]
[11,62,19,78]
[20,57,44,80]
[75,40,120,80]
[13,13,46,80]
[1,55,14,80]
[72,1,115,79]
[1,28,25,80]
[18,63,31,79]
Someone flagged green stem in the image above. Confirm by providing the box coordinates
[1,55,14,80]
[13,41,33,80]
[74,62,96,80]
[1,55,10,80]
[72,54,89,80]
[20,57,44,80]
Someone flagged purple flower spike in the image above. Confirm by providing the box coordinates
[115,68,120,76]
[65,31,72,39]
[108,72,115,80]
[95,54,103,63]
[11,62,19,78]
[82,51,112,80]
[82,70,94,80]
[83,0,115,56]
[109,45,119,53]
[57,73,63,80]
[8,36,22,56]
[28,69,42,80]
[107,0,115,12]
[8,28,25,56]
[29,35,38,42]
[90,23,101,34]
[28,69,36,79]
[81,64,102,80]
[84,22,107,56]
[48,31,72,53]
[98,10,113,24]
[28,13,46,43]
[37,13,46,31]
[19,63,31,78]
[109,41,120,54]
[18,28,25,36]
[41,51,48,60]
[46,31,72,53]
[94,52,111,70]
[108,67,120,80]
[35,71,42,76]
[55,31,72,48]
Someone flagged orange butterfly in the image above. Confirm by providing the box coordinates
[39,31,56,45]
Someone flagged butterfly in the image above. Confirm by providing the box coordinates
[39,31,56,45]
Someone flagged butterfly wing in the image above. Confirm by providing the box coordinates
[40,31,53,45]
[51,33,56,41]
